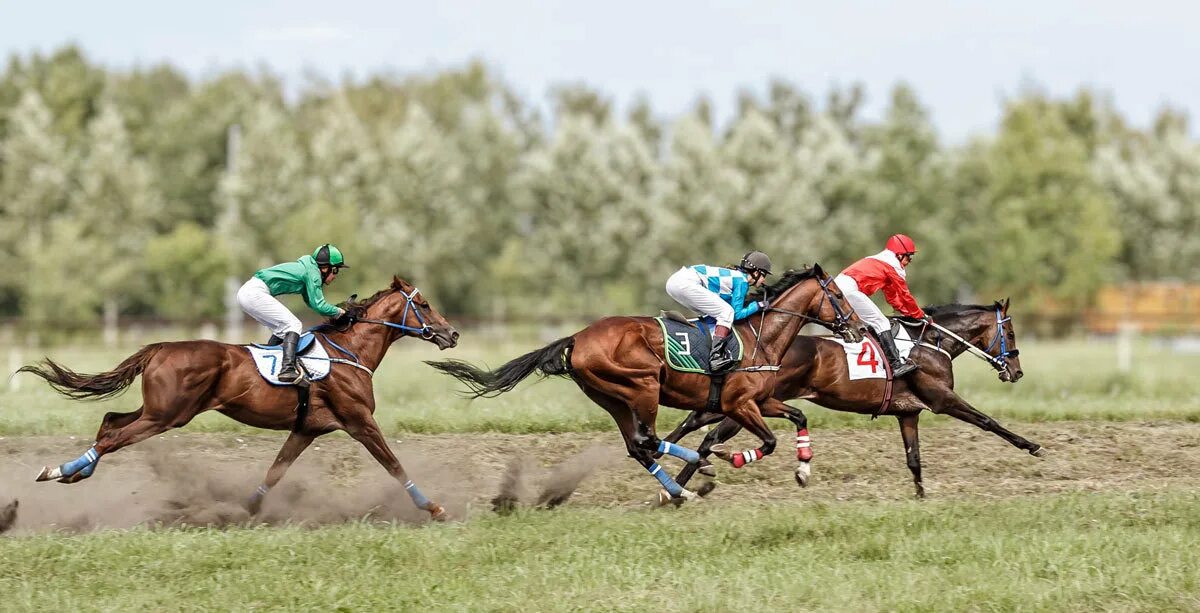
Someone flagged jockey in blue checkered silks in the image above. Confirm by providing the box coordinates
[665,251,772,373]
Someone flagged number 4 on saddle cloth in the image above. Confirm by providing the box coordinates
[831,322,918,380]
[655,314,744,374]
[245,333,332,386]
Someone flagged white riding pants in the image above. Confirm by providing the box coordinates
[834,274,889,334]
[666,267,735,329]
[237,277,303,337]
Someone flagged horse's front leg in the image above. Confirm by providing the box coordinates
[915,378,1045,457]
[897,412,925,498]
[673,417,742,490]
[245,430,316,515]
[710,400,777,469]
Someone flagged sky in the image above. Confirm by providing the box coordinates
[2,0,1197,141]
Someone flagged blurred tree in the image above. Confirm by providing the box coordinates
[0,89,72,316]
[144,223,231,320]
[1096,109,1200,281]
[954,99,1119,308]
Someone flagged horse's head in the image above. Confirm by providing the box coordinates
[932,298,1021,382]
[984,298,1022,382]
[353,276,460,350]
[764,264,863,343]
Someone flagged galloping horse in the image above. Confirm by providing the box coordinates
[663,299,1044,497]
[428,266,862,503]
[19,276,460,520]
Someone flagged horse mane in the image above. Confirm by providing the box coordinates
[753,266,818,300]
[922,303,995,318]
[309,276,408,333]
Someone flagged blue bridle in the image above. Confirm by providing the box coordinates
[981,305,1020,371]
[353,287,435,339]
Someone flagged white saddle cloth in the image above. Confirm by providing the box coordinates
[246,340,332,386]
[830,325,915,380]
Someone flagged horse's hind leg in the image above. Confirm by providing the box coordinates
[37,411,172,483]
[342,414,446,521]
[245,431,316,515]
[674,417,742,490]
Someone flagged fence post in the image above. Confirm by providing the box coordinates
[1116,321,1136,373]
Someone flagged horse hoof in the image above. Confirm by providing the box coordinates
[696,481,717,497]
[1030,446,1047,458]
[794,462,811,488]
[699,464,718,477]
[710,443,734,464]
[35,466,61,482]
[656,489,673,507]
[427,504,448,522]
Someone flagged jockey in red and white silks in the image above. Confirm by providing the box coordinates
[834,234,925,377]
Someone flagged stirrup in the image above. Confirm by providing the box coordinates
[277,366,301,383]
[890,360,918,378]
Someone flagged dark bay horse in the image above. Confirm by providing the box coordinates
[19,276,460,520]
[663,299,1043,498]
[428,266,862,504]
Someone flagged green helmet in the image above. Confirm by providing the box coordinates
[313,244,349,268]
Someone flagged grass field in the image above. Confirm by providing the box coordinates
[3,336,1199,436]
[2,335,1198,612]
[1,492,1197,612]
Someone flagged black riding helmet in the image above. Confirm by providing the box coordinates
[738,250,773,276]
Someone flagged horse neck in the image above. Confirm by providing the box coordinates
[934,311,990,357]
[326,300,402,371]
[755,280,821,354]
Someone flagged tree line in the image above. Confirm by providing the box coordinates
[1,46,1196,333]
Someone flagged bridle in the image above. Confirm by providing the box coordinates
[351,287,435,339]
[924,304,1019,374]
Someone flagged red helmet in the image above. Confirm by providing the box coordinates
[885,234,917,255]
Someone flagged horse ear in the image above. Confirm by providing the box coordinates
[812,263,824,276]
[1003,297,1010,313]
[392,275,405,289]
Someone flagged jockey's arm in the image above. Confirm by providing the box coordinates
[882,274,926,320]
[303,272,342,317]
[729,277,761,321]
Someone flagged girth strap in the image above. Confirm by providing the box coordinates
[292,385,311,433]
[706,373,727,414]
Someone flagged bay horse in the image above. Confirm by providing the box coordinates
[18,276,460,520]
[662,299,1043,498]
[428,266,863,504]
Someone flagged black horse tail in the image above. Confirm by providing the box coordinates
[17,344,163,401]
[426,337,574,398]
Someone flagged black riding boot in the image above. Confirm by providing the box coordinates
[709,329,737,374]
[877,329,917,378]
[277,331,301,383]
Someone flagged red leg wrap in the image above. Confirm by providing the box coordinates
[731,448,764,468]
[796,428,813,462]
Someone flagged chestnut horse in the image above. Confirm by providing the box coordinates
[663,299,1043,498]
[428,266,862,504]
[19,276,460,520]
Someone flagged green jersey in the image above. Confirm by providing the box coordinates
[253,255,341,317]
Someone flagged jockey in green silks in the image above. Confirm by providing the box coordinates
[236,244,348,382]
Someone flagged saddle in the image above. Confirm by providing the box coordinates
[244,333,331,386]
[655,316,743,374]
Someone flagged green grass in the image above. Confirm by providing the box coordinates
[1,490,1197,612]
[2,337,1198,436]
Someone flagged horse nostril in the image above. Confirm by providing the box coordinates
[451,331,460,342]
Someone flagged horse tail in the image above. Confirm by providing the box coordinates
[17,344,163,401]
[426,337,574,398]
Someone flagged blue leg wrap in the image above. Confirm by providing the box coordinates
[657,440,701,464]
[404,480,432,509]
[647,462,684,497]
[61,446,100,476]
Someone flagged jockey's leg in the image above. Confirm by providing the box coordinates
[238,277,304,381]
[835,275,915,375]
[708,304,738,372]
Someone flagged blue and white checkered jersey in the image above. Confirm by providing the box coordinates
[689,265,761,321]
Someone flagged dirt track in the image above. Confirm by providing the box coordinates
[1,421,1198,533]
